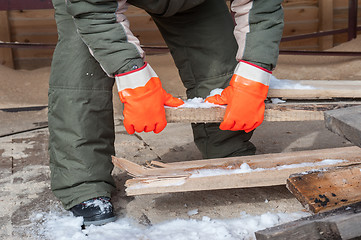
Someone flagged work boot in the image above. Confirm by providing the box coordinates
[70,197,117,226]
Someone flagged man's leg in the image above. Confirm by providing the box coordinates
[49,0,116,210]
[144,0,256,158]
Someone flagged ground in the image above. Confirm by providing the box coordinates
[1,37,360,239]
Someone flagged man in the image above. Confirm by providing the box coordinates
[49,0,284,226]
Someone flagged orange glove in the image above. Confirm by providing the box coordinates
[205,60,271,133]
[116,62,184,134]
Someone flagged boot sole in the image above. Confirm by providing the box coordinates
[83,215,117,226]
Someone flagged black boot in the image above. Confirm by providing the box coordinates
[70,197,117,226]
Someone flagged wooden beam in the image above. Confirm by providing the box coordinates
[324,105,361,147]
[287,165,361,214]
[256,202,361,240]
[165,102,360,123]
[165,80,361,123]
[112,146,361,196]
[0,0,53,11]
[318,0,334,50]
[268,80,361,100]
[0,11,13,68]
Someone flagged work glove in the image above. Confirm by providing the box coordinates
[205,60,271,133]
[116,62,184,134]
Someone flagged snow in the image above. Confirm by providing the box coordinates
[178,98,220,109]
[187,209,199,216]
[0,133,37,159]
[174,76,315,109]
[208,88,224,96]
[269,76,316,90]
[28,207,310,240]
[189,159,347,178]
[270,98,286,104]
[83,198,112,214]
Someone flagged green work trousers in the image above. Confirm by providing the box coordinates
[49,0,255,209]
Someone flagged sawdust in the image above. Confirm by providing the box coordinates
[274,37,361,80]
[0,65,50,108]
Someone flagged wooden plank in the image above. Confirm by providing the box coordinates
[283,6,318,22]
[0,0,53,10]
[268,89,361,100]
[150,146,361,170]
[279,38,319,50]
[255,202,361,240]
[0,11,14,68]
[269,80,361,100]
[282,0,318,7]
[282,20,319,37]
[165,102,360,123]
[8,9,55,19]
[324,105,361,147]
[318,0,334,50]
[287,165,361,214]
[112,146,361,196]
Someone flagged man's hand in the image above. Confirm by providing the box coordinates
[116,63,184,134]
[205,61,271,133]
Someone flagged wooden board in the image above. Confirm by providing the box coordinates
[112,146,361,196]
[166,80,361,123]
[268,80,361,100]
[2,1,360,68]
[287,165,361,214]
[255,201,361,240]
[324,105,361,147]
[319,0,334,50]
[165,102,361,123]
[0,11,14,68]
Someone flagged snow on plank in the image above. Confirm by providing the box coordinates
[112,146,361,196]
[268,80,361,100]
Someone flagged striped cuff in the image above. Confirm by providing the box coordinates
[234,60,272,86]
[115,62,157,91]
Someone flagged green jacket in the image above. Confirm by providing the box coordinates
[65,0,283,75]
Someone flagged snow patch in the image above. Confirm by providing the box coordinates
[269,76,316,89]
[28,208,310,240]
[172,76,316,109]
[189,159,347,178]
[270,98,286,104]
[0,133,38,159]
[177,98,220,109]
[84,198,112,214]
[187,209,199,216]
[208,88,224,97]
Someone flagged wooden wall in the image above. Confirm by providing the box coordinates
[281,0,361,51]
[0,0,361,69]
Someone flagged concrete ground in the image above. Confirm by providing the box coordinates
[0,52,355,239]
